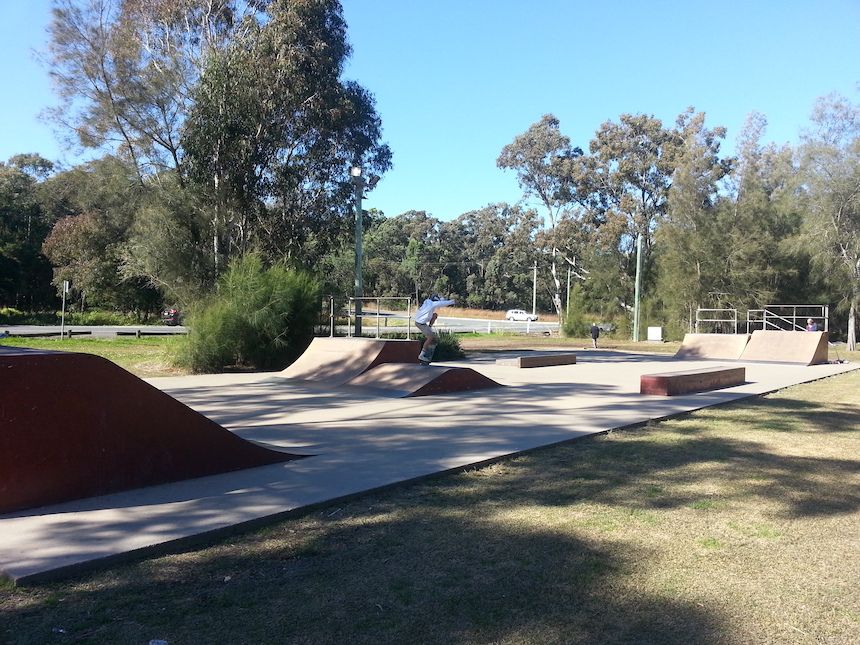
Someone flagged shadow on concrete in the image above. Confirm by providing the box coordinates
[5,375,858,643]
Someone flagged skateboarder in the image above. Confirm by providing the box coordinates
[415,295,455,364]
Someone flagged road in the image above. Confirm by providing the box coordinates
[2,316,558,339]
[0,325,188,338]
[436,315,558,334]
[338,314,559,336]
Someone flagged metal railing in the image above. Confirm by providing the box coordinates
[695,308,738,334]
[696,304,829,335]
[747,305,828,333]
[345,296,413,339]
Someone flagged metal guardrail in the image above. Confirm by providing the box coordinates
[0,327,188,339]
[3,330,93,338]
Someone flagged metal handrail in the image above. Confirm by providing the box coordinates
[695,308,738,334]
[748,305,828,333]
[347,296,413,339]
[699,304,829,335]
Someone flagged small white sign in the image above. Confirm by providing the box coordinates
[647,326,663,342]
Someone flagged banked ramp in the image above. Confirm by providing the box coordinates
[348,363,502,397]
[281,337,421,385]
[675,333,751,360]
[0,348,298,514]
[281,337,501,397]
[739,330,829,365]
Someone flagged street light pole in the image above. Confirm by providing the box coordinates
[351,166,364,336]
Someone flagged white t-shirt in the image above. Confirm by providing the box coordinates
[415,298,455,324]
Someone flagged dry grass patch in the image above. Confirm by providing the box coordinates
[1,371,859,643]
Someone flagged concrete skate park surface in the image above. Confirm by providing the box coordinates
[1,347,856,583]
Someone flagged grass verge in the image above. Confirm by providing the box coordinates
[0,336,186,378]
[1,370,859,643]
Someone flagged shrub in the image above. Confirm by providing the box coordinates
[611,313,632,340]
[0,308,26,324]
[431,331,466,360]
[0,309,60,325]
[177,254,321,373]
[66,310,140,325]
[562,284,591,337]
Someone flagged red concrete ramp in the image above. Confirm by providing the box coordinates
[0,348,297,514]
[739,330,829,365]
[347,363,502,397]
[675,333,750,360]
[281,337,421,385]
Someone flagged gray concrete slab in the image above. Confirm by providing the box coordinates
[1,349,856,583]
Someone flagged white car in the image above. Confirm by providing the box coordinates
[505,309,538,322]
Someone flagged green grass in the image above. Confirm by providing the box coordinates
[0,336,185,377]
[1,368,859,643]
[0,308,150,326]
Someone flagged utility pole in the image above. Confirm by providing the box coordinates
[633,233,643,341]
[351,167,364,336]
[532,260,538,317]
[60,280,69,339]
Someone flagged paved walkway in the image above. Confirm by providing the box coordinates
[1,349,856,583]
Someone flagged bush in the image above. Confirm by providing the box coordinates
[0,307,156,326]
[562,284,591,337]
[611,313,632,340]
[177,254,321,373]
[65,310,140,325]
[430,331,466,360]
[0,309,61,325]
[0,308,26,324]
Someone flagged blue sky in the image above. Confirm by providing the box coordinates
[2,0,859,220]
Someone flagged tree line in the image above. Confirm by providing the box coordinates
[0,1,858,347]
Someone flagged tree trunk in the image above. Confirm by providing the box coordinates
[849,300,857,352]
[850,264,860,352]
[550,249,563,325]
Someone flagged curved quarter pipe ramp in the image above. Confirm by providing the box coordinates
[0,348,297,514]
[281,337,422,385]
